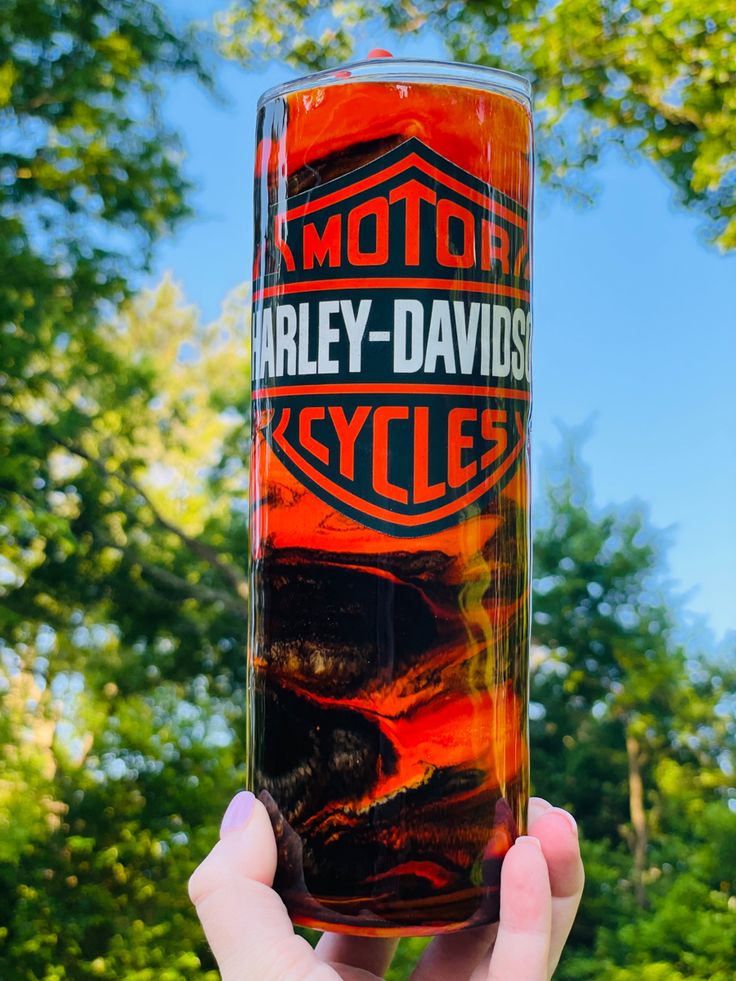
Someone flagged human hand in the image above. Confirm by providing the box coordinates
[189,794,584,980]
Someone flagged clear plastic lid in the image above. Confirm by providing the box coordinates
[257,57,532,112]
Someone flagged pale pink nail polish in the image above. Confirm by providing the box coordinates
[515,835,542,850]
[529,796,553,811]
[550,807,578,836]
[220,791,256,838]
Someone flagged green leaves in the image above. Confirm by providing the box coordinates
[529,460,736,978]
[216,0,736,249]
[0,13,230,973]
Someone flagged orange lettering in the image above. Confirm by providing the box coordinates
[481,409,508,469]
[481,220,510,274]
[328,405,370,480]
[514,239,529,278]
[413,406,446,503]
[389,180,437,265]
[448,408,478,488]
[303,215,342,269]
[347,196,390,266]
[299,406,329,464]
[274,214,295,272]
[436,199,475,268]
[373,406,408,503]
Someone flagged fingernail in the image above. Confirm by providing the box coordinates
[220,791,256,838]
[550,807,578,836]
[529,797,553,812]
[515,835,542,850]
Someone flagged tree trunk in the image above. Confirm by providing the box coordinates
[626,730,648,907]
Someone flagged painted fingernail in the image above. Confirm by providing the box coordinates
[220,791,256,838]
[550,807,578,836]
[515,835,542,850]
[529,797,553,811]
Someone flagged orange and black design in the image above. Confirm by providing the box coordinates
[253,138,531,537]
[249,65,533,936]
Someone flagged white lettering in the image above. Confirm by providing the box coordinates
[492,304,511,379]
[454,300,480,375]
[480,303,491,375]
[297,302,317,375]
[317,300,341,374]
[341,299,372,373]
[511,307,526,382]
[275,304,297,376]
[424,300,457,374]
[259,307,275,379]
[393,299,424,372]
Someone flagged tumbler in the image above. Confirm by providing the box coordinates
[248,57,533,936]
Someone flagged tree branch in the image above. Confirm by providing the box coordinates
[115,464,249,603]
[34,420,249,603]
[626,728,648,908]
[135,558,244,617]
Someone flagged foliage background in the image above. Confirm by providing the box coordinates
[1,1,734,979]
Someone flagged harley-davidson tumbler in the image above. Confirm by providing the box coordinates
[248,57,533,936]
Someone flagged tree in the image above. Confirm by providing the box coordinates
[527,448,736,979]
[1,0,209,680]
[1,279,249,979]
[1,0,206,375]
[0,9,252,972]
[216,0,736,249]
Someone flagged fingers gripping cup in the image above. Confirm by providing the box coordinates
[248,58,533,936]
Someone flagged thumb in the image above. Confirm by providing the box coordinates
[188,791,338,981]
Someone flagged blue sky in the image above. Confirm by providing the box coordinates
[151,11,735,645]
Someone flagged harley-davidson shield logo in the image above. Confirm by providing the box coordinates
[251,138,531,537]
